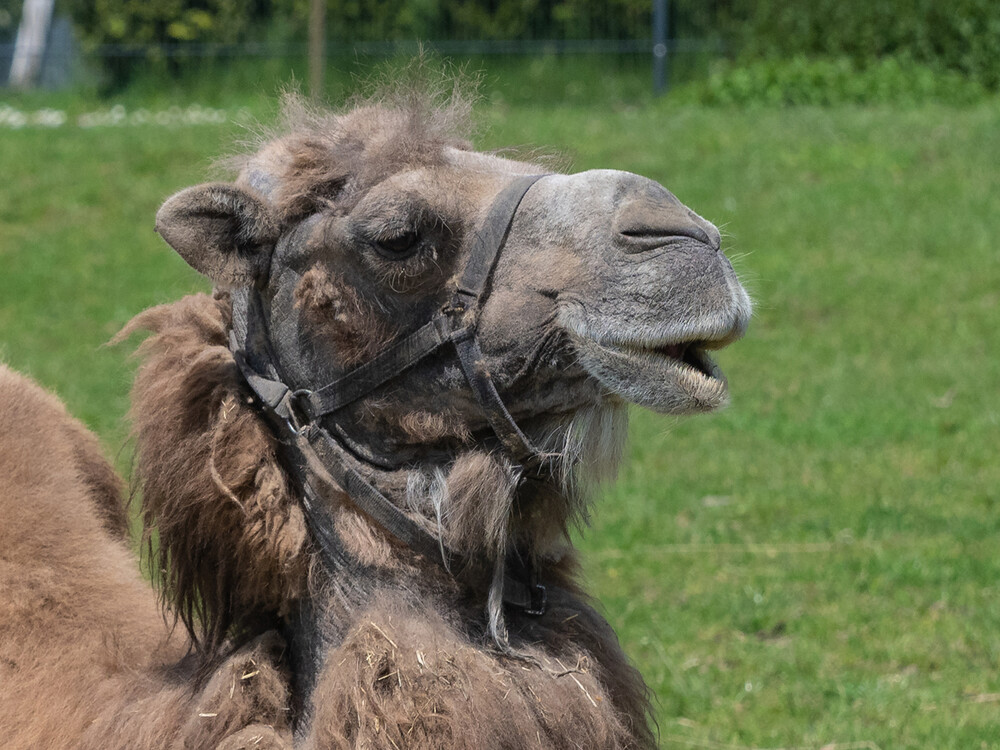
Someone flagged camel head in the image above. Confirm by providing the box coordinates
[155,100,750,484]
[138,94,751,684]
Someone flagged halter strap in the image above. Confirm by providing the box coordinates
[229,174,550,616]
[295,315,455,418]
[297,175,543,417]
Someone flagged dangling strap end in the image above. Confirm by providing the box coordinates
[503,574,547,617]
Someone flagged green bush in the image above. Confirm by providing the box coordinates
[58,0,693,92]
[0,0,21,43]
[62,0,716,52]
[695,55,987,106]
[61,0,272,88]
[270,0,662,42]
[64,0,264,48]
[717,0,1000,90]
[52,0,1000,97]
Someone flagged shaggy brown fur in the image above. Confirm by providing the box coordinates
[231,87,474,226]
[119,294,311,654]
[124,292,653,750]
[0,364,294,749]
[304,595,634,750]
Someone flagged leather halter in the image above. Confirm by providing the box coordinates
[228,174,549,615]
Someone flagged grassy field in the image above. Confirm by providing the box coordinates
[2,81,999,748]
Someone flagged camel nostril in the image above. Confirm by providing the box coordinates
[613,193,721,253]
[618,223,713,251]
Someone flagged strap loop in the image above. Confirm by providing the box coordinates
[453,334,541,465]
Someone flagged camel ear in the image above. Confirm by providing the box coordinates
[156,182,279,287]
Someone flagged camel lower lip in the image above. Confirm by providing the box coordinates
[609,342,724,387]
[572,336,729,414]
[621,341,718,377]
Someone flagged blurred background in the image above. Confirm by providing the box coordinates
[2,2,999,748]
[3,0,998,104]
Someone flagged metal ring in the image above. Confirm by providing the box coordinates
[284,389,313,436]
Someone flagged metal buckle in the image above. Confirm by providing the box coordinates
[524,581,547,617]
[449,287,477,311]
[284,389,313,436]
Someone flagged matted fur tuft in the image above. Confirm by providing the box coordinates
[121,293,311,654]
[304,594,652,750]
[225,70,476,225]
[294,266,399,367]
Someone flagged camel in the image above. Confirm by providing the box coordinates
[0,365,293,749]
[0,88,750,749]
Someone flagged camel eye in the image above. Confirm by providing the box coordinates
[375,230,420,259]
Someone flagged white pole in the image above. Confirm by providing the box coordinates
[652,0,669,95]
[9,0,55,88]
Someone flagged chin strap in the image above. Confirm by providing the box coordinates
[228,175,550,617]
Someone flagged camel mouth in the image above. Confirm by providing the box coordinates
[628,340,720,379]
[600,338,726,389]
[569,333,732,415]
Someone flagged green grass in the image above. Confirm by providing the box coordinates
[3,53,664,112]
[3,83,1000,748]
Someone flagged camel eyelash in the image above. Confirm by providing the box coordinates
[364,208,460,288]
[374,242,444,292]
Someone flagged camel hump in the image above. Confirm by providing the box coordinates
[0,363,129,542]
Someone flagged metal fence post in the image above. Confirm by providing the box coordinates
[309,0,325,100]
[652,0,668,95]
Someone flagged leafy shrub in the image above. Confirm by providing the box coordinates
[270,0,666,42]
[62,0,272,88]
[64,0,264,48]
[717,0,1000,91]
[64,0,714,51]
[59,0,701,91]
[694,56,988,106]
[51,0,1000,97]
[0,0,21,43]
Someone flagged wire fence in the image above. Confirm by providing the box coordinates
[1,3,727,95]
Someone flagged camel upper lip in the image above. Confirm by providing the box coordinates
[608,322,745,353]
[587,316,745,372]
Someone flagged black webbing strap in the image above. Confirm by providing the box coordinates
[298,315,457,420]
[231,342,545,613]
[452,331,541,466]
[231,333,546,613]
[230,338,445,563]
[298,174,545,422]
[300,427,447,564]
[300,423,544,613]
[453,174,544,308]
